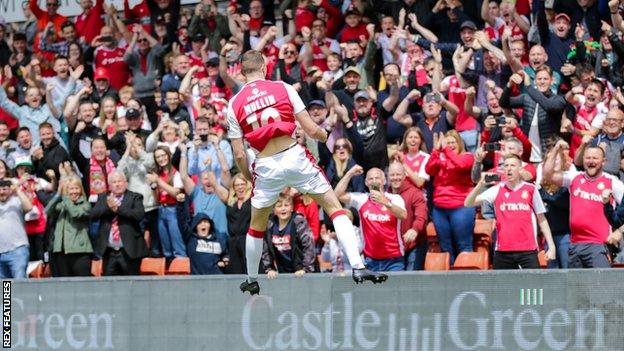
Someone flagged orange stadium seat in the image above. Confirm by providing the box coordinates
[538,250,547,269]
[140,258,166,275]
[452,251,489,270]
[166,257,191,275]
[424,252,450,271]
[28,261,44,278]
[426,222,441,252]
[473,219,495,243]
[91,260,103,277]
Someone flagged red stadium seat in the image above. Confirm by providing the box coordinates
[452,251,489,270]
[424,252,450,271]
[612,262,624,268]
[91,260,103,277]
[140,258,166,275]
[166,257,191,275]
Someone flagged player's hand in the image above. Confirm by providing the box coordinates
[267,270,278,279]
[544,247,557,261]
[607,229,623,245]
[294,269,305,278]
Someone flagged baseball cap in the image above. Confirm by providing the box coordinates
[354,91,371,101]
[15,156,33,169]
[308,100,326,108]
[345,6,361,16]
[191,33,206,42]
[343,66,361,77]
[93,67,110,81]
[554,13,571,22]
[125,108,141,120]
[460,21,477,31]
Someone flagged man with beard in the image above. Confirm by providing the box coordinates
[325,66,361,113]
[7,128,34,168]
[574,109,624,179]
[161,54,191,103]
[33,123,69,181]
[70,100,106,176]
[92,26,130,91]
[378,63,410,146]
[345,91,389,172]
[543,140,624,268]
[42,56,84,110]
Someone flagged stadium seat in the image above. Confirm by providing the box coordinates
[452,251,489,270]
[140,258,166,275]
[91,260,103,277]
[166,257,191,275]
[612,262,624,268]
[426,223,441,252]
[538,250,547,269]
[473,219,495,243]
[424,252,450,271]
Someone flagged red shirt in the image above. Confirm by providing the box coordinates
[424,148,474,209]
[186,52,208,79]
[349,192,406,259]
[393,182,428,250]
[447,76,477,132]
[94,46,131,90]
[563,171,624,244]
[226,80,306,152]
[339,23,369,43]
[75,0,105,43]
[295,7,315,32]
[479,182,546,251]
[403,151,430,188]
[294,196,320,242]
[29,0,67,53]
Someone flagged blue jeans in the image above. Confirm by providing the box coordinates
[432,206,475,265]
[459,129,479,154]
[365,256,404,272]
[0,245,29,279]
[158,206,187,258]
[404,241,428,271]
[546,234,570,269]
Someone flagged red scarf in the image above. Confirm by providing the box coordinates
[89,157,116,200]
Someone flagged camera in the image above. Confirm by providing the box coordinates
[370,183,381,192]
[99,35,113,42]
[497,116,506,126]
[200,134,209,142]
[484,174,501,183]
[484,142,501,152]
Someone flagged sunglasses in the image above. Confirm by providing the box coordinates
[137,38,148,43]
[199,84,211,88]
[284,50,297,55]
[334,144,349,151]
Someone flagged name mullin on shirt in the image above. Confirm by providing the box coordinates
[244,90,277,115]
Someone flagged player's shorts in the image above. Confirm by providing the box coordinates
[251,143,331,208]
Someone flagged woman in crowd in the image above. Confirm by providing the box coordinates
[224,173,252,274]
[424,130,475,265]
[93,96,119,139]
[324,137,365,192]
[395,127,430,188]
[45,164,92,277]
[148,146,186,259]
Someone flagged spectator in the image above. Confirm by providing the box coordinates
[117,132,161,257]
[75,0,105,44]
[188,1,230,54]
[91,171,147,275]
[45,166,93,277]
[89,67,118,104]
[91,26,131,91]
[395,127,430,189]
[70,101,106,178]
[179,143,229,236]
[176,193,228,274]
[424,130,475,265]
[33,122,70,181]
[162,89,193,128]
[261,192,315,278]
[335,165,407,272]
[224,173,252,274]
[388,162,428,270]
[187,118,233,184]
[574,109,624,180]
[0,178,33,279]
[147,146,185,259]
[320,208,364,273]
[324,137,365,192]
[7,128,34,168]
[93,96,119,139]
[466,154,557,269]
[565,79,608,157]
[29,0,68,52]
[543,140,624,268]
[161,54,191,102]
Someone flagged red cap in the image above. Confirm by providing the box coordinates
[94,67,110,81]
[554,13,571,23]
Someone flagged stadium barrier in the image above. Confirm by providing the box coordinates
[7,270,624,350]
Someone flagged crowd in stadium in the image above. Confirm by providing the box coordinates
[0,0,623,279]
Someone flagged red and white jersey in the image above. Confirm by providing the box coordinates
[349,192,405,260]
[563,170,624,244]
[403,151,430,186]
[570,96,608,156]
[300,38,340,72]
[484,17,506,41]
[478,182,546,251]
[226,79,305,152]
[94,46,130,90]
[186,52,207,79]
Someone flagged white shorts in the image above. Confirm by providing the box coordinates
[251,144,331,208]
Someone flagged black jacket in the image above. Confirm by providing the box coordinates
[91,191,148,259]
[35,138,69,181]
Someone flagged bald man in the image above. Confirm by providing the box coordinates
[335,165,408,272]
[574,108,624,177]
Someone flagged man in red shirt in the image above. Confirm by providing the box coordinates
[227,50,387,295]
[74,0,105,44]
[466,154,556,269]
[335,165,407,271]
[29,0,67,53]
[93,26,131,91]
[544,141,624,268]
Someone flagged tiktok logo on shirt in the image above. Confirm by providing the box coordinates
[362,210,391,222]
[572,187,602,202]
[499,202,530,211]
